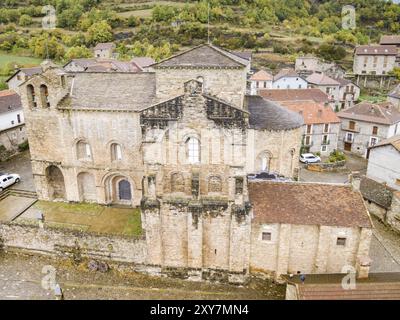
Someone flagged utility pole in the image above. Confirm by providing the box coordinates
[207,2,210,44]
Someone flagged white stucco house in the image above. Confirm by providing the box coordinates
[272,69,308,89]
[367,135,400,191]
[6,67,42,91]
[249,70,273,95]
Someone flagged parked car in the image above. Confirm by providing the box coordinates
[0,173,20,191]
[299,153,321,164]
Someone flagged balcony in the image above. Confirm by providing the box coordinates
[343,136,354,143]
[341,124,360,133]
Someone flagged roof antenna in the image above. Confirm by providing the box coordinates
[207,2,210,45]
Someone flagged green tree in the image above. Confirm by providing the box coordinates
[86,20,113,46]
[65,45,92,60]
[19,14,33,27]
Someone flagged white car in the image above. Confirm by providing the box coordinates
[0,173,20,191]
[299,153,321,164]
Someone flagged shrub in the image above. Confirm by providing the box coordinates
[18,140,29,152]
[328,149,345,163]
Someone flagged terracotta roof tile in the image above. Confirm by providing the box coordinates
[380,35,400,45]
[250,70,273,81]
[258,88,329,104]
[278,101,340,125]
[337,102,400,125]
[249,181,372,228]
[306,73,340,86]
[0,90,22,114]
[355,45,397,55]
[369,135,400,152]
[273,68,302,81]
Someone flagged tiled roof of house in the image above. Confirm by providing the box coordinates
[355,45,397,55]
[278,101,340,125]
[250,70,273,81]
[0,90,22,114]
[388,84,400,99]
[232,51,252,61]
[369,135,400,152]
[6,67,42,83]
[380,35,400,45]
[152,44,246,68]
[337,102,400,125]
[94,42,116,50]
[66,59,141,73]
[359,176,394,209]
[246,95,303,131]
[249,181,372,228]
[334,77,358,87]
[258,88,329,104]
[131,57,156,70]
[273,68,302,81]
[306,73,340,86]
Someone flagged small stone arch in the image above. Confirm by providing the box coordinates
[171,172,185,193]
[257,151,273,172]
[46,165,66,200]
[40,84,50,108]
[104,173,134,206]
[208,175,222,193]
[77,172,96,202]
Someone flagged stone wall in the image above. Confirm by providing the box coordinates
[250,222,372,277]
[0,222,147,263]
[306,160,346,172]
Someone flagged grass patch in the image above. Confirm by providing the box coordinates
[0,51,42,68]
[122,208,142,236]
[35,201,103,216]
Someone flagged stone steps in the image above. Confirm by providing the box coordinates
[9,189,37,199]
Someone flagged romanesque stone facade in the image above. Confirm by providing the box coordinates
[19,45,372,282]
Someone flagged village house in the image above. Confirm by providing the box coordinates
[93,42,116,59]
[272,69,308,90]
[249,181,372,277]
[0,89,26,154]
[276,100,340,155]
[6,67,42,91]
[337,102,400,157]
[388,84,400,111]
[306,73,340,108]
[380,35,400,67]
[353,45,397,76]
[366,135,400,191]
[336,78,361,110]
[295,56,345,78]
[249,70,273,95]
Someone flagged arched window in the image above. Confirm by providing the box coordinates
[258,151,272,172]
[27,84,36,108]
[111,143,122,161]
[76,140,92,160]
[40,84,50,108]
[186,137,200,164]
[208,176,222,193]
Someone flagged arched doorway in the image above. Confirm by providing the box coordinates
[46,165,66,200]
[104,174,133,206]
[77,172,96,202]
[257,151,272,172]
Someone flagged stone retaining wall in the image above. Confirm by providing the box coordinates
[306,160,346,172]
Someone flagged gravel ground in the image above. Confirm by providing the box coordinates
[0,252,285,300]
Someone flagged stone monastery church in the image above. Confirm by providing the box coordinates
[18,44,373,282]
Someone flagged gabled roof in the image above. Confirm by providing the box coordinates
[232,51,252,61]
[151,44,247,69]
[94,42,115,50]
[278,101,340,125]
[380,35,400,45]
[258,88,329,104]
[337,101,400,125]
[0,90,22,114]
[249,181,372,228]
[6,67,42,83]
[335,77,359,88]
[64,58,97,69]
[250,70,273,81]
[131,57,156,70]
[273,69,303,81]
[246,95,303,131]
[369,135,400,152]
[355,45,397,55]
[306,73,340,86]
[65,59,141,73]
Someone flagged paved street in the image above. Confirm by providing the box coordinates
[0,151,35,192]
[299,152,367,184]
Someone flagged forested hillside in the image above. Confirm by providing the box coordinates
[0,0,399,87]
